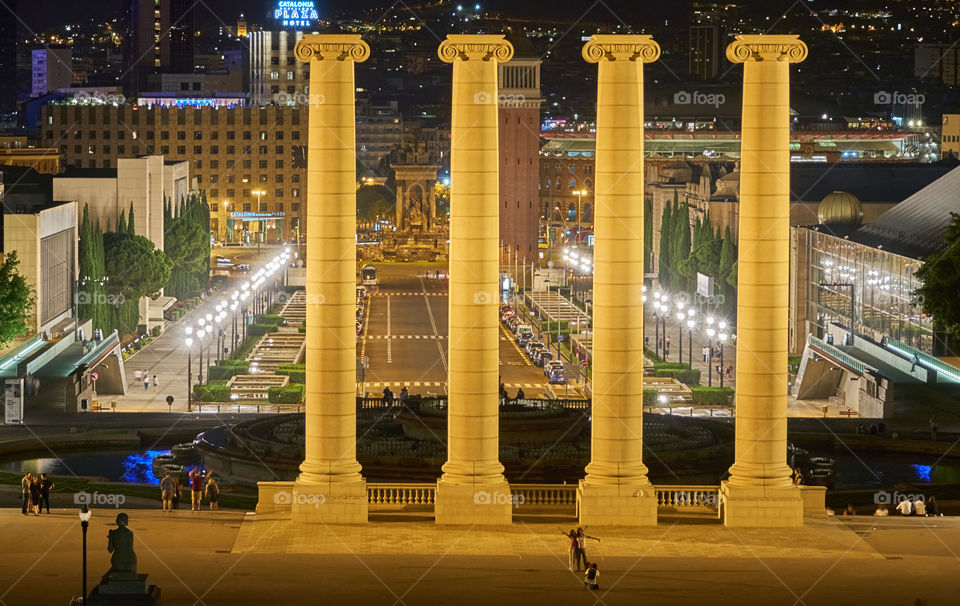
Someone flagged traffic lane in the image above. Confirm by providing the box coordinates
[363,337,449,387]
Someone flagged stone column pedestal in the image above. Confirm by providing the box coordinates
[722,34,807,528]
[435,34,514,525]
[577,34,660,527]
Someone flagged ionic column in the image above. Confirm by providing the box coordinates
[577,35,660,526]
[721,35,807,528]
[293,34,369,523]
[435,34,514,525]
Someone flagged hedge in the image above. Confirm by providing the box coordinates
[276,364,305,384]
[193,382,232,402]
[689,386,734,406]
[260,314,285,325]
[207,361,250,381]
[268,384,304,403]
[654,368,701,385]
[643,389,656,406]
[248,323,281,337]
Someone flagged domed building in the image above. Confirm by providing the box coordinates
[817,191,864,226]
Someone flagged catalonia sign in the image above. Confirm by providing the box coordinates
[273,1,319,28]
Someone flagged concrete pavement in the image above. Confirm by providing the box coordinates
[1,508,958,605]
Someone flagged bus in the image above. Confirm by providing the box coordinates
[361,264,378,287]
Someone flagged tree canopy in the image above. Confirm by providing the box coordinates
[103,231,172,300]
[916,212,960,340]
[0,252,35,348]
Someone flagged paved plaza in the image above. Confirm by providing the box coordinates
[0,509,958,605]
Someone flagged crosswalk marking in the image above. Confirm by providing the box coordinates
[374,292,448,297]
[363,334,515,342]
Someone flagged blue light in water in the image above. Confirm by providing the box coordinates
[121,450,170,485]
[912,464,932,482]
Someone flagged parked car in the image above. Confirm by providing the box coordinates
[506,316,521,331]
[514,324,533,339]
[517,332,533,347]
[548,368,567,384]
[545,360,564,378]
[525,341,544,357]
[534,350,553,367]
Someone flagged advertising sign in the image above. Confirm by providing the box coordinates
[696,272,714,298]
[273,1,319,28]
[4,378,23,425]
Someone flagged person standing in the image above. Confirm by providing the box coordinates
[189,468,205,511]
[28,476,41,516]
[575,528,600,571]
[399,386,409,404]
[20,472,31,515]
[160,472,176,512]
[153,374,159,392]
[39,473,54,514]
[702,346,709,363]
[205,477,220,511]
[143,372,150,391]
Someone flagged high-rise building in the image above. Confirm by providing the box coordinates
[690,25,720,80]
[498,42,542,262]
[127,0,196,94]
[248,30,311,106]
[0,0,17,115]
[32,49,74,98]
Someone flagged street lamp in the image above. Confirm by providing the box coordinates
[676,307,686,364]
[204,324,213,382]
[196,320,205,384]
[687,317,696,369]
[572,189,589,245]
[705,325,715,387]
[252,189,267,252]
[185,335,193,412]
[79,504,91,605]
[718,321,728,388]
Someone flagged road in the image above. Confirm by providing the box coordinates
[358,264,552,398]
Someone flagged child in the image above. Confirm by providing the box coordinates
[583,562,599,590]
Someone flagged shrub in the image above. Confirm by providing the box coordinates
[690,386,734,406]
[268,384,304,403]
[260,314,284,326]
[654,368,701,385]
[248,323,280,336]
[276,364,305,384]
[643,389,656,406]
[207,363,249,381]
[151,326,161,337]
[193,382,232,402]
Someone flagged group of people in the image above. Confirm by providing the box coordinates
[132,369,159,392]
[20,472,54,516]
[159,468,220,512]
[834,497,942,517]
[381,386,409,406]
[561,526,601,589]
[499,382,525,402]
[855,421,888,435]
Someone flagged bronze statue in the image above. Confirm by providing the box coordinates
[107,513,137,576]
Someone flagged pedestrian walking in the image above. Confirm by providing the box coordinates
[143,372,150,391]
[160,472,176,512]
[399,386,409,404]
[153,374,159,392]
[583,562,600,590]
[134,369,143,387]
[560,528,577,571]
[20,472,31,515]
[574,527,599,570]
[930,414,938,441]
[205,477,220,511]
[726,363,733,380]
[382,387,394,406]
[39,473,54,513]
[702,346,709,363]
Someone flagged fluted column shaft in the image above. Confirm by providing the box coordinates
[438,35,514,484]
[582,35,661,487]
[726,35,807,488]
[297,35,370,485]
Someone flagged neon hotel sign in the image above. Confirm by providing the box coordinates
[274,1,320,28]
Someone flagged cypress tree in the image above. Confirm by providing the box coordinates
[672,203,692,292]
[658,197,674,289]
[127,202,136,235]
[644,198,653,274]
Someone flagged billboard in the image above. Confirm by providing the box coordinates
[697,272,714,298]
[4,378,23,424]
[273,1,320,28]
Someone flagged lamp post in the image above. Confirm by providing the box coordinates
[196,319,205,384]
[185,326,194,412]
[79,504,91,605]
[687,317,695,369]
[659,301,669,360]
[676,305,686,364]
[252,189,266,253]
[204,324,213,381]
[718,321,728,388]
[572,189,588,245]
[705,324,715,387]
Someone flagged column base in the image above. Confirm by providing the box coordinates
[254,480,368,523]
[435,478,513,525]
[577,480,658,526]
[720,481,803,528]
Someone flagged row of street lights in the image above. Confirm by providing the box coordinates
[182,249,291,412]
[650,290,731,388]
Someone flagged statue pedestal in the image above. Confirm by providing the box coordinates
[88,574,161,605]
[577,480,659,526]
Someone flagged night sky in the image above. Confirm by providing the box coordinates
[15,0,694,32]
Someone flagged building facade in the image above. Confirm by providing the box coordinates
[248,30,311,106]
[127,0,196,94]
[32,49,73,98]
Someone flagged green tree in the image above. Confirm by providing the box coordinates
[126,202,136,235]
[644,198,654,273]
[672,202,692,292]
[658,194,675,289]
[719,226,737,318]
[0,252,35,348]
[916,212,960,340]
[103,232,172,301]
